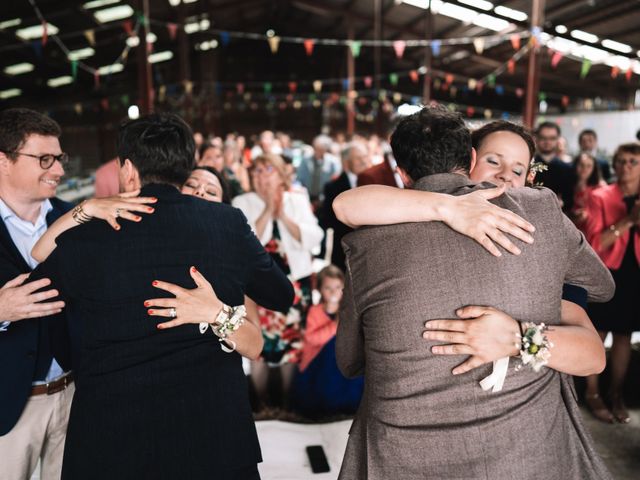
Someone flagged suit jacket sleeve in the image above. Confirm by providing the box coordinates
[237,210,294,313]
[336,254,364,378]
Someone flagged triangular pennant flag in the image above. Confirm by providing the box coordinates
[611,66,620,78]
[122,48,129,62]
[42,21,48,46]
[431,40,441,56]
[433,78,442,90]
[389,73,399,86]
[74,103,83,115]
[313,80,322,92]
[510,34,521,51]
[364,76,372,88]
[409,70,419,83]
[263,82,272,94]
[625,68,633,82]
[158,85,167,102]
[121,94,130,107]
[449,86,457,98]
[508,60,516,74]
[342,78,350,91]
[236,83,245,95]
[349,41,362,58]
[393,92,402,103]
[220,31,230,46]
[167,23,178,40]
[468,78,477,90]
[476,80,484,93]
[303,39,314,56]
[487,74,496,87]
[473,38,484,54]
[561,95,570,107]
[580,59,592,79]
[466,106,475,117]
[484,109,492,119]
[495,85,505,95]
[94,71,100,89]
[268,36,281,54]
[83,29,95,47]
[123,20,133,36]
[71,60,78,80]
[101,98,110,111]
[445,74,454,85]
[393,40,406,59]
[551,51,563,69]
[184,80,193,95]
[538,92,547,102]
[288,81,297,93]
[515,87,524,98]
[32,41,42,58]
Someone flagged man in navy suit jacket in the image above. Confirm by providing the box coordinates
[0,108,74,480]
[31,113,294,480]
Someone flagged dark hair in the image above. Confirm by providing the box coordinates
[613,142,640,165]
[472,121,535,160]
[316,264,344,290]
[636,129,640,142]
[0,108,61,161]
[578,129,597,141]
[198,142,220,160]
[573,153,602,187]
[117,113,195,186]
[535,121,561,136]
[390,106,471,181]
[191,166,231,204]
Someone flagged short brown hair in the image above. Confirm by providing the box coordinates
[472,121,536,160]
[251,153,291,189]
[613,143,640,165]
[316,265,344,290]
[0,108,61,161]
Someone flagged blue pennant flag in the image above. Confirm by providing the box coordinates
[431,40,441,56]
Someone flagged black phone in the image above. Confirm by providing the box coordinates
[306,445,330,473]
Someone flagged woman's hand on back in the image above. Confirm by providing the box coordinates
[83,190,157,230]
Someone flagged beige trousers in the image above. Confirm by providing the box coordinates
[0,383,74,480]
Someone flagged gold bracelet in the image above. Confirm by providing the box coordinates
[608,224,621,238]
[71,201,92,224]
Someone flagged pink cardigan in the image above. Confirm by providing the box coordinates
[584,183,640,270]
[299,305,337,372]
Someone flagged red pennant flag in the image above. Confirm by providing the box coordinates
[94,72,100,89]
[510,34,520,51]
[101,98,109,111]
[288,81,297,93]
[466,106,475,117]
[551,51,563,69]
[236,83,245,95]
[147,41,153,54]
[445,74,454,85]
[42,21,48,46]
[364,76,373,88]
[561,95,570,107]
[475,81,484,94]
[409,70,419,83]
[303,39,314,56]
[625,68,633,82]
[393,40,406,59]
[611,66,620,78]
[167,23,178,40]
[123,20,133,36]
[515,88,524,98]
[508,60,516,74]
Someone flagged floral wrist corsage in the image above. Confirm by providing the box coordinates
[515,322,554,372]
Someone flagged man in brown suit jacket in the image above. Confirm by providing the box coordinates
[337,107,614,479]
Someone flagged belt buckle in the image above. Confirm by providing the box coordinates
[46,375,69,395]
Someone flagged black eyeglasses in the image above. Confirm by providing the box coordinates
[11,151,69,169]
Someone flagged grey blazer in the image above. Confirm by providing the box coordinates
[337,173,614,480]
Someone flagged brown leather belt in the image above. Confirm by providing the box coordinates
[31,373,73,396]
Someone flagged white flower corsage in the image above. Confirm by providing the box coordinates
[516,322,554,372]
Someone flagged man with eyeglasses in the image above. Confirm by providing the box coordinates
[0,108,74,480]
[533,121,574,210]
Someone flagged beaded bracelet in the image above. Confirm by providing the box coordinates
[515,322,554,372]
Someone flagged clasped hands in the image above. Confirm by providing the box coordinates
[423,306,521,375]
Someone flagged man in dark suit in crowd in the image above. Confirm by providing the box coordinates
[321,142,371,270]
[0,108,74,480]
[30,113,294,479]
[578,129,611,182]
[533,121,574,209]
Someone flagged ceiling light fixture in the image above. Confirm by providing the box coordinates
[570,29,598,44]
[93,5,134,23]
[3,63,35,76]
[67,47,95,61]
[16,23,59,40]
[47,75,74,88]
[494,5,527,22]
[0,88,21,99]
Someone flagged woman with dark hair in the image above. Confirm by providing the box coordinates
[569,153,605,228]
[582,142,640,423]
[181,166,231,204]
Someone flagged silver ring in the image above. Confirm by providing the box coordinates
[169,308,177,318]
[115,208,121,218]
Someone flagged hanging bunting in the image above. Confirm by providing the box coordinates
[515,87,524,98]
[303,39,314,56]
[84,29,96,47]
[220,31,230,46]
[510,34,521,51]
[167,23,178,40]
[495,85,505,95]
[123,20,133,36]
[473,38,484,54]
[122,48,129,62]
[393,40,406,59]
[611,66,620,79]
[580,59,592,79]
[530,26,542,47]
[363,76,373,88]
[236,83,245,95]
[71,60,78,80]
[538,92,547,102]
[184,80,193,95]
[625,68,633,82]
[158,85,167,102]
[507,60,516,74]
[101,98,110,111]
[449,86,457,98]
[433,78,442,90]
[121,94,130,107]
[431,40,441,56]
[342,79,350,90]
[349,40,362,58]
[445,74,454,85]
[561,95,570,107]
[74,103,83,115]
[487,74,496,88]
[42,21,48,46]
[312,80,322,92]
[263,82,272,94]
[94,71,100,89]
[288,81,297,93]
[268,36,280,53]
[466,106,475,117]
[392,92,403,103]
[484,109,493,119]
[475,80,484,94]
[409,70,419,83]
[468,78,477,90]
[389,73,399,86]
[550,51,563,69]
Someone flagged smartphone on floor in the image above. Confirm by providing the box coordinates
[306,445,330,473]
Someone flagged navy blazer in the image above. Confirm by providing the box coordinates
[0,197,73,436]
[31,184,294,479]
[321,172,353,271]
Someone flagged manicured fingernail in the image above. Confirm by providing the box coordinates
[115,225,121,230]
[135,216,142,222]
[152,281,158,286]
[147,207,154,212]
[144,301,150,307]
[191,266,197,273]
[151,197,158,202]
[157,324,163,329]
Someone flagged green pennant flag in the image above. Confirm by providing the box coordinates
[538,92,547,102]
[580,59,592,79]
[487,74,496,87]
[349,41,362,58]
[263,82,272,94]
[389,73,399,86]
[71,60,78,80]
[121,94,130,107]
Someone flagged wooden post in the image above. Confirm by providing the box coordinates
[523,0,545,128]
[136,0,153,114]
[347,20,355,136]
[422,5,434,103]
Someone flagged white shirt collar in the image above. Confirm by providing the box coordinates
[0,197,53,227]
